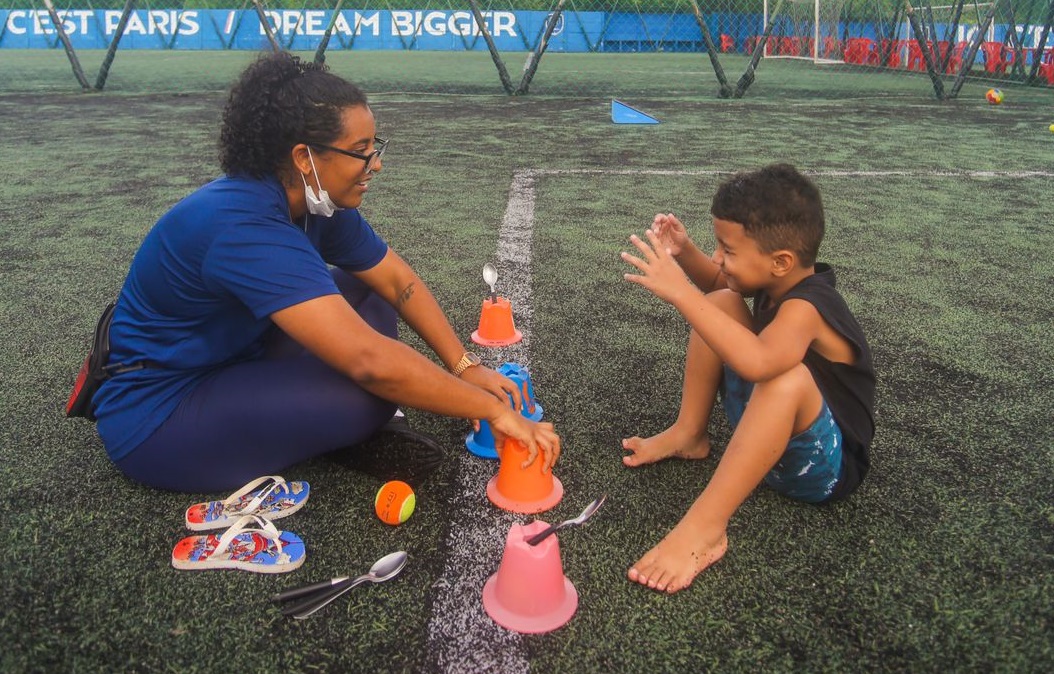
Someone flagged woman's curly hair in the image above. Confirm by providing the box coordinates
[219,52,368,178]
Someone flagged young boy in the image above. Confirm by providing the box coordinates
[619,164,875,594]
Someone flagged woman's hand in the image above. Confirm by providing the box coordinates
[460,365,523,412]
[489,408,561,472]
[649,212,691,257]
[621,229,695,306]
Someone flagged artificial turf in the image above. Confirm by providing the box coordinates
[1,51,1052,672]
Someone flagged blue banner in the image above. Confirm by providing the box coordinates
[0,9,1039,52]
[0,9,604,51]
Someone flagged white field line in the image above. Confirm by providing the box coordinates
[426,171,536,674]
[529,168,1054,178]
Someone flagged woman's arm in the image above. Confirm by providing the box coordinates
[350,248,523,408]
[271,294,559,468]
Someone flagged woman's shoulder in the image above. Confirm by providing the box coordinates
[194,173,285,204]
[170,174,288,225]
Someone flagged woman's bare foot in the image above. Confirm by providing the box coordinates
[622,424,711,467]
[627,523,728,594]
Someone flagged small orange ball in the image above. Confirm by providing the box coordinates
[375,480,416,525]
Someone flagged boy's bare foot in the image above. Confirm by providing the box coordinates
[627,524,727,594]
[622,425,710,467]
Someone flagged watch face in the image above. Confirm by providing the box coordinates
[468,353,481,365]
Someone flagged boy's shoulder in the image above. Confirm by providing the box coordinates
[782,264,871,345]
[785,264,843,305]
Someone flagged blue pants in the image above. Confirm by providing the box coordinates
[721,366,844,503]
[116,270,398,493]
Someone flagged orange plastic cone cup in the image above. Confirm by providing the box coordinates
[471,297,522,347]
[482,520,578,633]
[487,438,563,514]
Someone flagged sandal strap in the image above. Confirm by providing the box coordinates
[213,515,284,557]
[221,476,289,515]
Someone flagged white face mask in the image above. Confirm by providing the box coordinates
[300,148,341,217]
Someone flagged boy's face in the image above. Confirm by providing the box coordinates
[711,217,776,293]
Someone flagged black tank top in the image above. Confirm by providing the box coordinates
[754,264,876,501]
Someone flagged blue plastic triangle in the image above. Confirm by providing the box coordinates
[611,100,660,125]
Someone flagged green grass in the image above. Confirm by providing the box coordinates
[3,48,1052,99]
[1,51,1052,672]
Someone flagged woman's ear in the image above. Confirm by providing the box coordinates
[290,143,313,176]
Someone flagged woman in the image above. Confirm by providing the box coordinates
[93,52,559,492]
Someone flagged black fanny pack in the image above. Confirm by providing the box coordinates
[65,302,147,421]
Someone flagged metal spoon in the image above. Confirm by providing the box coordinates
[483,263,498,304]
[281,550,408,619]
[525,494,607,546]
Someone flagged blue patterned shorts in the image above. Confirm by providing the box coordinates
[721,366,843,503]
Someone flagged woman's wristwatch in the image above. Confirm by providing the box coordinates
[451,351,482,377]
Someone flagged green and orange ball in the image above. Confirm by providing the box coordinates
[375,480,416,525]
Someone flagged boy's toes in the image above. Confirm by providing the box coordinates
[627,567,648,586]
[621,438,645,467]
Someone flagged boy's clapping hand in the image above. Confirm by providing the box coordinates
[621,229,694,305]
[649,212,691,256]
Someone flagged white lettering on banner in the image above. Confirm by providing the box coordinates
[391,10,517,38]
[305,10,325,34]
[4,10,23,34]
[3,9,520,41]
[7,10,89,35]
[423,11,447,36]
[34,10,55,35]
[262,10,324,36]
[101,10,199,36]
[390,11,418,37]
[492,11,516,37]
[261,10,387,37]
[334,12,381,37]
[104,11,120,34]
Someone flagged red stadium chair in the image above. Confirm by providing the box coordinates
[879,39,901,68]
[980,41,1012,74]
[776,36,805,56]
[1039,48,1054,84]
[822,36,842,59]
[744,35,776,55]
[844,37,877,65]
[906,41,926,71]
[939,41,968,73]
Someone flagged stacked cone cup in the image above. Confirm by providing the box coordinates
[472,296,522,347]
[482,520,578,634]
[466,363,543,459]
[487,437,563,514]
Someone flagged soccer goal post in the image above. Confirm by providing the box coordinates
[763,0,848,62]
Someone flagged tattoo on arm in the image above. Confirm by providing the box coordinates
[395,282,416,309]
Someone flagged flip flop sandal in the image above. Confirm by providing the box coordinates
[185,475,310,531]
[172,515,305,573]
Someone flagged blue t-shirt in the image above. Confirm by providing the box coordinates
[95,174,388,460]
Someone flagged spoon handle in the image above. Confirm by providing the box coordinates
[281,576,366,618]
[525,523,561,546]
[271,577,349,603]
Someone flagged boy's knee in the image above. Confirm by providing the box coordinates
[755,364,816,399]
[706,289,751,325]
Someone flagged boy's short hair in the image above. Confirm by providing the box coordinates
[710,164,825,267]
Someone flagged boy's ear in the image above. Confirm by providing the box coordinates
[770,250,797,277]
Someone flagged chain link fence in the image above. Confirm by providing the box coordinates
[1,0,1051,97]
